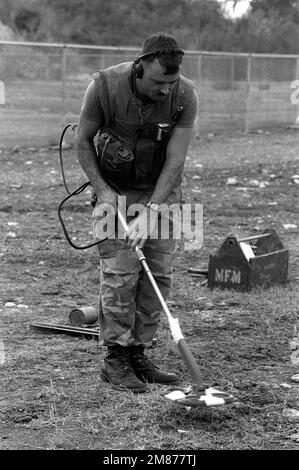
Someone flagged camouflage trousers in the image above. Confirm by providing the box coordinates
[95,215,178,348]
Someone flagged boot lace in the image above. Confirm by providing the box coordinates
[115,349,134,372]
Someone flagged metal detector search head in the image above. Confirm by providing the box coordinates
[161,385,237,408]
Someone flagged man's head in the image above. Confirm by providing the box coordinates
[134,33,184,102]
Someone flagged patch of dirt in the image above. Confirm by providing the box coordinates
[0,129,299,450]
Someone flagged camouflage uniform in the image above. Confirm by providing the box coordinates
[94,193,180,348]
[91,63,188,347]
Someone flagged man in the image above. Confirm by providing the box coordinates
[76,33,199,393]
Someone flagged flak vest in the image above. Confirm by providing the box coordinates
[92,62,193,200]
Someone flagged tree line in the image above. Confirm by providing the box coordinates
[0,0,299,54]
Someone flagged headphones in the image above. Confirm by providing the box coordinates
[133,47,184,80]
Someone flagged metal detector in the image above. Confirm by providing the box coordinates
[117,210,236,408]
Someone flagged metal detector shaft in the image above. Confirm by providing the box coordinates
[117,209,205,389]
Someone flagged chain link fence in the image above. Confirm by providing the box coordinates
[0,41,298,148]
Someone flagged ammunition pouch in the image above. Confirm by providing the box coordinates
[97,129,135,192]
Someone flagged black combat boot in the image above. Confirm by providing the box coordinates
[129,345,179,384]
[100,345,147,393]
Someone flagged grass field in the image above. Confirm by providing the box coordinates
[0,128,299,453]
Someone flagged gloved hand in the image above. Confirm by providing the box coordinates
[97,188,118,209]
[126,207,158,249]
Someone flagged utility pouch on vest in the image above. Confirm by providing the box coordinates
[97,129,135,191]
[155,122,171,143]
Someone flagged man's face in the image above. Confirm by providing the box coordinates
[139,58,180,102]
